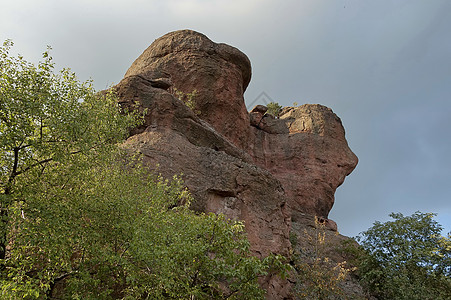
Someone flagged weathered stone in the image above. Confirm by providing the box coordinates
[115,30,360,299]
[122,129,291,257]
[250,111,264,128]
[149,77,172,90]
[124,30,252,150]
[114,75,250,162]
[251,104,268,114]
[114,71,291,298]
[248,104,358,218]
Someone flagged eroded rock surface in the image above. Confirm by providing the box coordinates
[115,71,291,298]
[124,29,251,150]
[116,30,359,299]
[248,104,358,218]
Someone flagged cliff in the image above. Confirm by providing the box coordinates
[115,30,361,299]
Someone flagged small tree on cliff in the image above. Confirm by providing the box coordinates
[352,212,451,300]
[266,101,283,117]
[0,40,285,299]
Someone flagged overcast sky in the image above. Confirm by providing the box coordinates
[2,0,450,237]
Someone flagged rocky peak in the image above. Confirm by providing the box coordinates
[124,29,252,150]
[115,30,359,299]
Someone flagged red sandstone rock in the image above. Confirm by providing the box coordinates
[115,73,291,255]
[124,30,251,150]
[115,30,359,299]
[248,104,358,218]
[114,72,291,298]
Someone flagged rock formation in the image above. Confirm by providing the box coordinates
[124,30,252,150]
[248,104,358,221]
[115,30,359,299]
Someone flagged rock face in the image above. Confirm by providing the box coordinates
[115,70,292,299]
[116,30,359,299]
[116,75,291,257]
[124,30,251,150]
[248,105,358,218]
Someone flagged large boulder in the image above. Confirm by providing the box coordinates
[124,29,251,150]
[115,30,359,299]
[114,73,291,298]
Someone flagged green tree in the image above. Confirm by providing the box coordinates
[0,39,139,261]
[0,40,284,299]
[2,154,278,299]
[266,102,282,117]
[354,212,451,300]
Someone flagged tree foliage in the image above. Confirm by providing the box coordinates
[2,155,276,299]
[266,102,282,117]
[354,212,451,300]
[0,39,139,260]
[0,40,283,299]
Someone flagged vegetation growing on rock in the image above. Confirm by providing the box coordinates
[292,217,357,300]
[266,101,283,117]
[173,88,200,114]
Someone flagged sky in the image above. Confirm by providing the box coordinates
[1,0,450,237]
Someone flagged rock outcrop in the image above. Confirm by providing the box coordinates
[248,104,358,218]
[124,30,251,150]
[115,66,291,257]
[115,30,359,299]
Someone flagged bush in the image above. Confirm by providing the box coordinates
[266,102,282,117]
